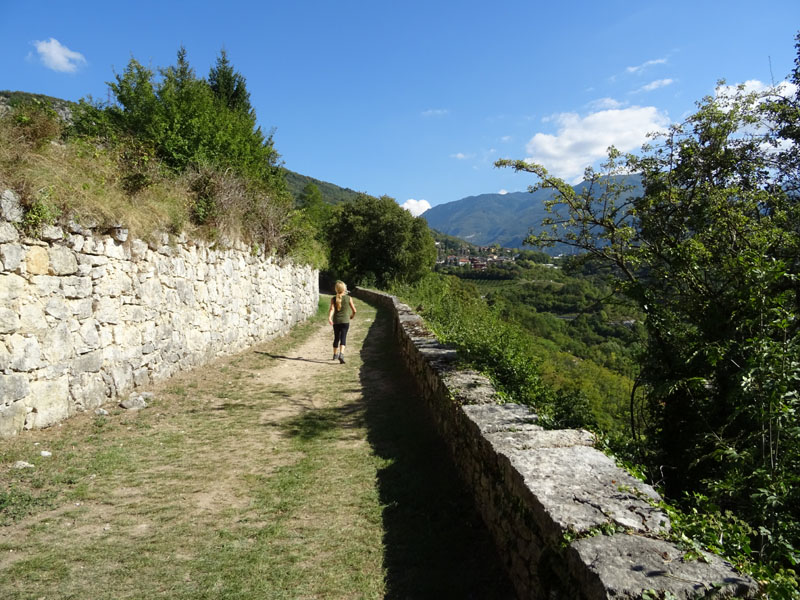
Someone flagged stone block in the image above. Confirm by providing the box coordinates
[68,298,93,319]
[31,274,60,295]
[0,307,20,333]
[7,334,42,371]
[0,402,27,437]
[130,239,148,260]
[102,237,127,260]
[42,323,72,363]
[0,373,30,404]
[48,245,78,274]
[0,273,26,301]
[110,364,133,395]
[61,275,92,298]
[41,225,64,241]
[45,298,70,320]
[25,377,70,428]
[94,270,132,297]
[67,233,84,252]
[18,302,47,333]
[568,534,755,599]
[1,242,25,271]
[94,296,121,324]
[0,342,10,371]
[0,222,19,243]
[0,189,23,222]
[72,349,103,373]
[77,319,100,353]
[70,372,107,410]
[112,323,141,348]
[25,246,49,275]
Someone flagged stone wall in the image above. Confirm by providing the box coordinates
[0,189,318,437]
[354,287,756,600]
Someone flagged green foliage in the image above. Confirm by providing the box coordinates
[73,47,279,184]
[498,35,800,580]
[283,169,368,206]
[62,47,314,259]
[297,183,331,228]
[208,48,253,114]
[391,274,552,409]
[8,98,63,149]
[22,187,60,235]
[325,194,436,288]
[662,493,799,598]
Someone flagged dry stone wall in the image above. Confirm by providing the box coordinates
[0,189,318,437]
[354,287,756,600]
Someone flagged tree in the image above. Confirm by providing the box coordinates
[208,48,253,115]
[325,194,436,288]
[76,47,279,183]
[497,49,800,567]
[297,182,330,227]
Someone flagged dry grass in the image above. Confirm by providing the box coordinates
[0,115,194,241]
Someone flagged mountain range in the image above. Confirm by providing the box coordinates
[423,176,643,252]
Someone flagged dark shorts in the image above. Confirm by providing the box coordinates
[333,323,350,347]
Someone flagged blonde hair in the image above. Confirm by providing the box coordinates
[334,280,347,311]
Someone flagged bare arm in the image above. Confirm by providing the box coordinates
[349,297,356,319]
[328,298,335,325]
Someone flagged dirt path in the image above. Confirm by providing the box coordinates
[0,295,514,599]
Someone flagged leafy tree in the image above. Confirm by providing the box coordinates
[497,46,800,568]
[324,194,436,288]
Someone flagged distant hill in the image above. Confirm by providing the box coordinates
[423,176,643,253]
[282,169,364,206]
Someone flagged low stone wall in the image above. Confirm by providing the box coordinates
[0,189,318,437]
[355,287,756,600]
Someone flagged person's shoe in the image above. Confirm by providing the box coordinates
[338,354,346,364]
[333,353,338,360]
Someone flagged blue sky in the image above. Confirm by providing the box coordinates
[2,1,799,215]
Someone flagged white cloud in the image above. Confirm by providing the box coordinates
[33,38,86,73]
[588,97,624,110]
[716,79,798,100]
[636,78,674,93]
[498,189,508,195]
[626,58,667,74]
[500,135,512,143]
[422,108,448,117]
[450,152,474,160]
[525,106,670,182]
[401,199,431,216]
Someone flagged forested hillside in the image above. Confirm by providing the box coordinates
[283,169,362,206]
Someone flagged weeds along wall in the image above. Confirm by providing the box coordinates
[354,287,756,600]
[0,189,319,437]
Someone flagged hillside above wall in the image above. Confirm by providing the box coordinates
[423,175,643,252]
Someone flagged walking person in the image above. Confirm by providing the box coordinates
[328,280,357,364]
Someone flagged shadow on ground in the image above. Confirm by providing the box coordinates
[358,305,516,599]
[253,350,336,365]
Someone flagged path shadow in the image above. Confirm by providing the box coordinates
[253,350,336,365]
[359,304,516,599]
